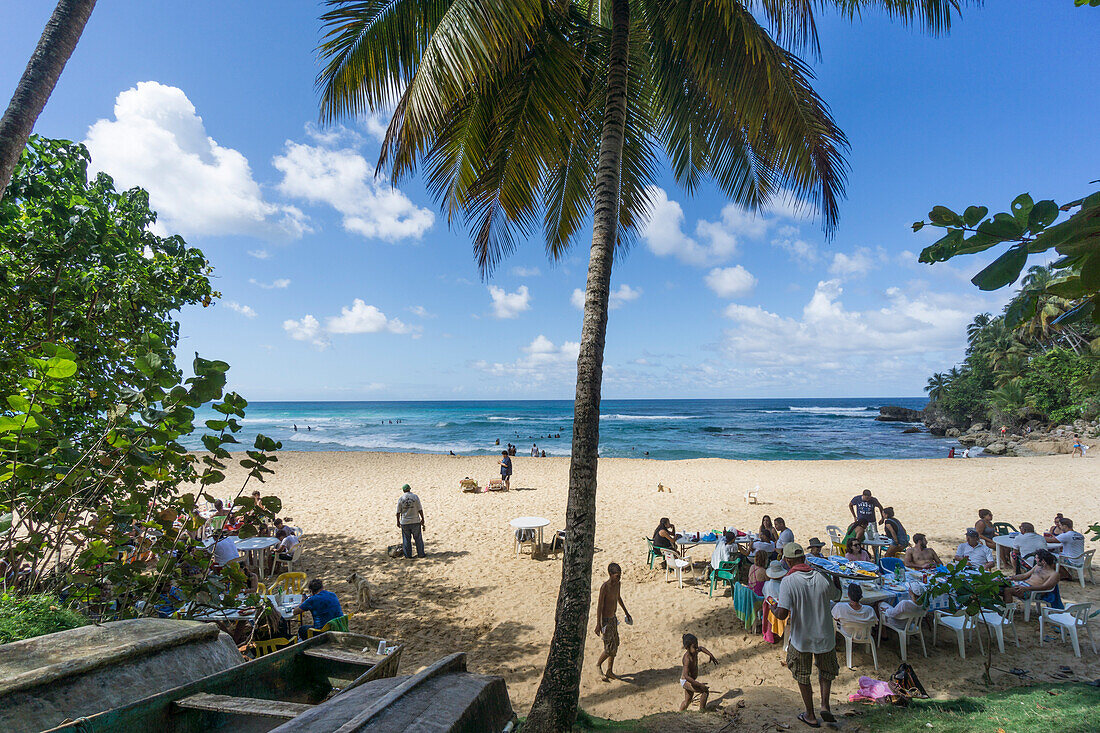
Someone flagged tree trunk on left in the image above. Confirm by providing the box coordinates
[523,0,631,730]
[0,0,97,202]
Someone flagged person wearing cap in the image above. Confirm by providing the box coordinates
[883,582,926,622]
[396,484,426,558]
[806,537,826,559]
[772,542,842,728]
[762,560,786,600]
[830,583,876,625]
[954,528,994,570]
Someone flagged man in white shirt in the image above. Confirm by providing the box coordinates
[1010,522,1048,570]
[1055,518,1085,575]
[773,543,843,728]
[212,533,240,567]
[395,483,426,558]
[883,582,926,622]
[710,530,739,570]
[831,583,876,625]
[774,517,795,552]
[954,529,994,570]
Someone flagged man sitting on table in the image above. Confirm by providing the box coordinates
[774,518,795,553]
[1007,522,1047,571]
[1003,549,1060,604]
[903,534,942,570]
[212,531,241,568]
[955,528,995,570]
[831,583,876,625]
[296,578,344,639]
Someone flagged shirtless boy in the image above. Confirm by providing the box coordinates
[1002,549,1060,604]
[904,533,942,570]
[679,633,718,711]
[594,563,632,681]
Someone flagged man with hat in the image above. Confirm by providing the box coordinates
[773,542,842,728]
[396,483,426,558]
[954,528,994,570]
[806,537,826,559]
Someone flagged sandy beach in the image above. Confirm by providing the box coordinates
[229,452,1099,724]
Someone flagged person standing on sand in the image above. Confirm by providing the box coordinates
[678,633,717,712]
[499,451,512,489]
[849,489,884,526]
[772,543,842,729]
[395,484,426,558]
[594,563,632,682]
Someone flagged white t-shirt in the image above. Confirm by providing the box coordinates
[213,536,240,566]
[279,533,300,553]
[883,598,924,621]
[831,601,876,625]
[710,538,737,570]
[762,578,783,601]
[1056,531,1084,560]
[1014,532,1048,562]
[776,528,795,550]
[778,570,842,654]
[753,540,776,555]
[397,493,423,525]
[955,541,994,567]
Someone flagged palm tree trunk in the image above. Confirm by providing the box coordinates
[0,0,97,202]
[524,0,630,729]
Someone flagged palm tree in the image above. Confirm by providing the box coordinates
[0,0,97,202]
[925,372,949,401]
[966,312,992,348]
[315,1,966,727]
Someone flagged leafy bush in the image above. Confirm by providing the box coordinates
[0,593,88,644]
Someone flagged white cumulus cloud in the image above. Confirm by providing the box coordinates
[247,249,270,260]
[84,81,309,239]
[283,315,329,349]
[326,299,410,334]
[250,277,290,289]
[273,140,433,241]
[570,284,642,310]
[474,335,580,380]
[488,285,531,319]
[511,266,541,277]
[704,266,757,298]
[828,247,887,278]
[224,301,257,318]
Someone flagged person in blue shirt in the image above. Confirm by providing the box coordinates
[295,578,343,639]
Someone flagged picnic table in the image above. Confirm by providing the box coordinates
[510,516,550,557]
[991,533,1061,570]
[186,593,304,622]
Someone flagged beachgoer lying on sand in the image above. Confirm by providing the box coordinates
[1002,550,1060,604]
[955,528,995,570]
[903,534,941,570]
[679,633,717,712]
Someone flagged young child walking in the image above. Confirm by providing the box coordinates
[679,633,718,711]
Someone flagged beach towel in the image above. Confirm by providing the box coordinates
[761,599,787,643]
[732,583,762,630]
[848,676,894,703]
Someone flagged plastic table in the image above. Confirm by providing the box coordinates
[991,534,1061,570]
[510,517,550,557]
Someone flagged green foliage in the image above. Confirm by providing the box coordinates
[0,593,89,644]
[854,683,1100,733]
[1018,349,1096,423]
[1,137,282,622]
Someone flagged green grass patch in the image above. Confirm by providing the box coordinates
[0,593,89,644]
[854,683,1100,732]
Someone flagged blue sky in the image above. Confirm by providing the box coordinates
[3,1,1097,400]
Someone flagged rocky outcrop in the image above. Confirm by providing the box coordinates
[902,427,921,434]
[984,441,1007,455]
[876,406,923,423]
[945,428,961,438]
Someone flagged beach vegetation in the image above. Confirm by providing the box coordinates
[315,1,969,727]
[0,592,89,644]
[1,136,282,625]
[920,560,1005,685]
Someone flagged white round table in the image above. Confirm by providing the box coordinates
[510,517,550,557]
[234,536,281,578]
[991,534,1061,570]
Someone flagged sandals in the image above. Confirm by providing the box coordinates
[819,710,837,724]
[798,713,822,728]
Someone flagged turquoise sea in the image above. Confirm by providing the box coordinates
[197,398,951,460]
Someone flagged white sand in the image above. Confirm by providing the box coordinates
[230,452,1099,723]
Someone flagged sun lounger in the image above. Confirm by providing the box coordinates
[459,479,480,493]
[487,479,506,491]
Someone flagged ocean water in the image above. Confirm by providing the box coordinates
[192,398,952,460]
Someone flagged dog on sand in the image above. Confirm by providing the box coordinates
[347,571,373,610]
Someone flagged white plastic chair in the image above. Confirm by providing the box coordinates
[932,610,981,659]
[1040,603,1097,658]
[1057,549,1096,588]
[661,549,695,588]
[744,485,760,505]
[835,618,878,670]
[1015,589,1055,622]
[976,605,1019,653]
[825,525,845,555]
[878,607,927,662]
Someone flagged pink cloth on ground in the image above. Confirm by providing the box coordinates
[848,676,894,703]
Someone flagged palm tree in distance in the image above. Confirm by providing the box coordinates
[315,1,969,728]
[925,372,949,402]
[0,0,97,202]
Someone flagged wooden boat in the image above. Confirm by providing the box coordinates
[41,630,403,733]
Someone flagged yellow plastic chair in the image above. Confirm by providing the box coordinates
[256,583,267,596]
[270,572,307,595]
[253,637,293,657]
[305,613,352,638]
